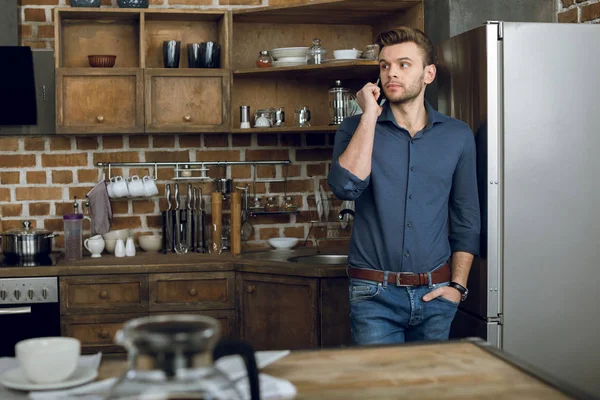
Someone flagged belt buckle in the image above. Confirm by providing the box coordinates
[395,273,412,287]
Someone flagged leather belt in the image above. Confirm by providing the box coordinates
[347,263,451,287]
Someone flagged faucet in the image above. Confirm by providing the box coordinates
[338,209,355,220]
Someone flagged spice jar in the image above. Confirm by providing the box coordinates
[282,196,298,211]
[264,196,278,212]
[307,38,327,65]
[256,50,273,68]
[363,44,380,60]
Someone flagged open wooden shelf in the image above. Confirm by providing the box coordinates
[233,60,379,81]
[231,126,338,134]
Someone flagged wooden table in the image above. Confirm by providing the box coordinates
[99,340,584,399]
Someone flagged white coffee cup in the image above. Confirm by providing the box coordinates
[142,175,159,197]
[106,180,115,198]
[114,238,126,257]
[84,235,105,258]
[127,175,145,197]
[16,337,80,384]
[111,176,129,198]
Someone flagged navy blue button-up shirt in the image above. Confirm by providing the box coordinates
[328,101,480,274]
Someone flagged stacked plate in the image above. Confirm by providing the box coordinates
[270,47,309,67]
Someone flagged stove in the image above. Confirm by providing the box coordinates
[0,252,61,268]
[0,254,61,356]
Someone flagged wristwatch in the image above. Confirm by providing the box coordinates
[448,282,468,302]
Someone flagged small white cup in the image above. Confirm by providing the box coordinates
[111,176,129,198]
[84,235,105,258]
[106,180,115,198]
[127,175,145,197]
[16,337,80,384]
[143,175,159,197]
[114,238,126,257]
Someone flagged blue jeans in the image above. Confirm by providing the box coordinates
[348,268,459,345]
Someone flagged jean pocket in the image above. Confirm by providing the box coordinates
[429,281,460,306]
[349,279,381,303]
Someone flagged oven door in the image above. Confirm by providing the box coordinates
[0,302,61,356]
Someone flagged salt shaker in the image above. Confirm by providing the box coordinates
[125,237,136,257]
[115,239,126,257]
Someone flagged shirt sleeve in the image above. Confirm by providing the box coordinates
[327,117,371,200]
[449,129,481,256]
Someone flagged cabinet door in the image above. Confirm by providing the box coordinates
[60,274,149,315]
[238,272,318,351]
[56,68,144,134]
[61,313,145,354]
[319,278,351,347]
[150,309,237,340]
[145,69,230,133]
[149,272,235,312]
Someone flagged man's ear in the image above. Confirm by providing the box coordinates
[424,64,436,85]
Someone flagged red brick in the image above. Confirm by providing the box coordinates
[42,153,87,167]
[558,8,578,23]
[153,135,175,148]
[231,134,251,147]
[44,218,63,232]
[18,24,33,38]
[77,169,99,183]
[257,165,277,178]
[284,226,305,239]
[2,219,38,230]
[1,204,23,217]
[132,200,155,214]
[76,137,99,150]
[0,155,36,168]
[307,163,326,176]
[29,203,50,216]
[111,216,142,230]
[581,3,600,22]
[231,165,251,179]
[270,179,313,193]
[55,202,74,216]
[257,134,277,147]
[69,186,94,200]
[170,0,211,4]
[94,152,140,164]
[281,134,301,147]
[19,0,58,4]
[295,148,332,162]
[146,215,162,229]
[50,137,72,150]
[145,151,188,162]
[111,200,129,214]
[195,150,240,162]
[24,137,45,151]
[15,187,62,201]
[562,0,575,6]
[27,171,47,184]
[129,135,149,148]
[285,164,302,177]
[37,24,55,38]
[204,134,229,148]
[1,172,20,184]
[259,227,280,240]
[0,188,11,202]
[179,135,202,148]
[246,149,289,161]
[21,40,47,49]
[0,138,20,151]
[219,0,259,4]
[24,8,47,22]
[103,136,123,149]
[52,170,73,184]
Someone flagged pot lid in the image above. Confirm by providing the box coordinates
[2,221,52,236]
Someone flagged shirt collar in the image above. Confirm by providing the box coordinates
[377,99,449,128]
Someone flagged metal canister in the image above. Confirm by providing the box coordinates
[240,105,251,129]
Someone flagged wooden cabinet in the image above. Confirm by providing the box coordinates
[150,309,237,340]
[237,272,319,350]
[56,69,144,134]
[60,274,148,315]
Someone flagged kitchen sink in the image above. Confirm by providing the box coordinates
[287,254,348,265]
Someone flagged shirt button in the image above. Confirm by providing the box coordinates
[408,195,413,199]
[407,222,412,228]
[410,140,414,144]
[410,166,415,172]
[405,251,410,257]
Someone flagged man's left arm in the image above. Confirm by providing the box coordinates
[424,130,480,302]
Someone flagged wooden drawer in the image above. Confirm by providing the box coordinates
[61,313,145,354]
[150,309,237,340]
[56,68,144,134]
[149,272,235,312]
[60,274,148,315]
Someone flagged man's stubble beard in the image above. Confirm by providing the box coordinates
[385,70,426,106]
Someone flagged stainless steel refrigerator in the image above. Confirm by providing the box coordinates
[438,22,600,397]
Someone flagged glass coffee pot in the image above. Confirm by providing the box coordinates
[106,314,260,400]
[328,80,358,125]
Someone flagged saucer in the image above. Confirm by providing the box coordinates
[0,366,98,391]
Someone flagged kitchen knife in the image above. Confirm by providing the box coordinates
[192,187,197,252]
[174,183,184,254]
[186,183,193,251]
[165,184,172,252]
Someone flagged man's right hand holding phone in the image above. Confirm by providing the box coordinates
[357,80,384,118]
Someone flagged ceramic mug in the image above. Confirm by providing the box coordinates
[143,175,159,197]
[127,175,145,197]
[84,235,105,258]
[110,176,129,198]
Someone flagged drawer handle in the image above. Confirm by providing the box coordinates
[99,290,108,299]
[183,115,191,122]
[99,330,109,339]
[96,115,104,123]
[188,288,197,296]
[246,285,255,294]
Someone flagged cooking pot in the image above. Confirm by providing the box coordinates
[0,221,58,259]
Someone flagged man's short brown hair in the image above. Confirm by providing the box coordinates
[376,27,435,67]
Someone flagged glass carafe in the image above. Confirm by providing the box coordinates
[328,80,358,125]
[106,314,260,400]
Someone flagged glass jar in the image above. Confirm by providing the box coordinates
[264,196,279,212]
[363,44,380,60]
[253,108,275,127]
[250,197,264,211]
[307,38,327,65]
[256,50,273,68]
[282,196,297,211]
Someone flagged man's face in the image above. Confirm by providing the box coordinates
[379,42,435,105]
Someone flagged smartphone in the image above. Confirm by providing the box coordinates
[376,76,387,106]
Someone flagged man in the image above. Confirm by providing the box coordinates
[327,27,480,344]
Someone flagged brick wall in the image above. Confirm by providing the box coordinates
[557,0,600,23]
[0,133,335,250]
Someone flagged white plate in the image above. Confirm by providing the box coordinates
[274,56,306,63]
[0,366,98,391]
[322,58,359,63]
[273,61,306,67]
[270,47,309,59]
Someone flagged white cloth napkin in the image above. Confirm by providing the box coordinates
[1,351,295,400]
[0,353,102,400]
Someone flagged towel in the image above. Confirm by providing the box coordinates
[86,180,112,235]
[0,46,37,125]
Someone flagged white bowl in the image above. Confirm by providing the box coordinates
[102,229,130,241]
[333,48,360,60]
[138,235,162,252]
[104,239,117,254]
[16,337,80,384]
[268,237,299,251]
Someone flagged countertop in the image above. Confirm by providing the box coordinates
[0,248,349,279]
[98,340,582,399]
